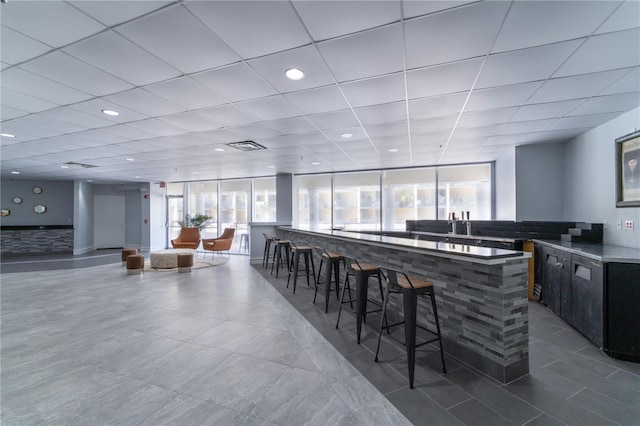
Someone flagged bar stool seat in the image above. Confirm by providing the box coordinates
[375,267,447,389]
[126,254,145,275]
[121,248,138,266]
[313,247,343,313]
[287,243,316,293]
[336,256,388,344]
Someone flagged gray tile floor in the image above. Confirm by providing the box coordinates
[1,252,639,425]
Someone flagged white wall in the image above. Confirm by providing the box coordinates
[563,107,640,248]
[495,148,516,220]
[149,182,166,250]
[74,180,94,255]
[515,143,565,221]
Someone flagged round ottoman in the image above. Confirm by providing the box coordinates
[126,254,145,275]
[150,249,195,269]
[177,252,194,273]
[121,248,138,266]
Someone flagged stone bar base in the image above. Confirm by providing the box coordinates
[280,228,530,383]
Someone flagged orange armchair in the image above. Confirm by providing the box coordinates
[171,227,201,250]
[202,228,235,258]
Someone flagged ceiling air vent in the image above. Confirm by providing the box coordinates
[226,140,267,152]
[63,162,98,169]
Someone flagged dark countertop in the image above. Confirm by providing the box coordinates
[282,227,529,264]
[535,239,640,264]
[411,230,527,243]
[1,225,73,230]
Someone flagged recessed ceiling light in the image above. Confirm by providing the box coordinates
[388,148,399,152]
[312,162,320,165]
[1,133,16,138]
[341,133,353,139]
[87,180,93,182]
[60,165,69,169]
[11,171,20,174]
[102,109,120,116]
[267,165,275,169]
[214,148,225,152]
[134,176,141,179]
[126,158,134,161]
[285,68,304,80]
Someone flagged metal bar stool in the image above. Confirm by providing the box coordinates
[262,233,278,268]
[287,242,316,294]
[336,255,388,344]
[375,267,447,389]
[271,240,291,278]
[313,246,342,313]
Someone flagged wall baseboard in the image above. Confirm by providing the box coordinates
[74,245,95,255]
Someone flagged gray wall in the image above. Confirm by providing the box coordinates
[563,107,640,248]
[93,183,149,250]
[515,143,565,221]
[73,180,94,254]
[1,179,74,226]
[495,148,516,220]
[276,173,293,223]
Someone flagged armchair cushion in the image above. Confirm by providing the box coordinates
[203,238,233,253]
[171,227,201,250]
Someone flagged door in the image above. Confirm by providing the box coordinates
[94,195,125,249]
[571,255,603,347]
[541,246,570,318]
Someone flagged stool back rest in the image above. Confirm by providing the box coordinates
[289,241,299,250]
[341,254,362,273]
[381,267,415,289]
[314,246,330,258]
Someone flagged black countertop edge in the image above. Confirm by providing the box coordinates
[534,239,640,264]
[281,227,528,263]
[1,225,73,230]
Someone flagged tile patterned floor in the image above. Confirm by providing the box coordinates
[1,253,639,425]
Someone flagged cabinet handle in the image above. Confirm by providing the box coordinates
[555,262,564,269]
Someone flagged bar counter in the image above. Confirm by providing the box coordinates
[277,226,531,383]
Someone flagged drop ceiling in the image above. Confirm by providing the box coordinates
[1,0,639,184]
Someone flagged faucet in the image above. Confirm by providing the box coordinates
[461,211,472,235]
[448,212,457,235]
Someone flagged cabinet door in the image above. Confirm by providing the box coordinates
[571,255,603,347]
[541,246,571,318]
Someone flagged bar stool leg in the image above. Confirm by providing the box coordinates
[313,258,323,304]
[375,282,392,362]
[324,260,333,313]
[333,260,341,301]
[430,291,447,374]
[335,269,351,329]
[402,288,418,389]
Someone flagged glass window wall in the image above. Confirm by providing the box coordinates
[334,172,381,231]
[220,179,251,247]
[382,168,436,230]
[437,164,491,220]
[189,181,218,240]
[253,177,276,222]
[297,174,332,229]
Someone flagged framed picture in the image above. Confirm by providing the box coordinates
[616,130,640,207]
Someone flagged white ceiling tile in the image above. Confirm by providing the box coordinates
[598,67,640,96]
[158,112,219,132]
[528,69,629,104]
[116,6,239,74]
[510,100,585,122]
[100,124,158,141]
[355,102,407,125]
[1,105,29,121]
[264,117,317,135]
[457,107,518,128]
[340,73,406,107]
[186,1,311,59]
[402,1,478,19]
[465,81,543,112]
[554,29,640,77]
[323,127,368,142]
[525,128,590,144]
[236,95,300,121]
[0,26,51,65]
[40,107,117,129]
[317,24,404,82]
[409,92,468,119]
[284,85,350,115]
[69,1,173,27]
[483,134,531,146]
[20,51,133,96]
[104,88,186,117]
[366,121,408,138]
[450,126,499,141]
[63,31,181,86]
[405,2,508,69]
[127,118,188,137]
[73,129,128,144]
[193,63,277,102]
[410,115,458,134]
[565,92,640,116]
[1,119,62,140]
[11,114,87,134]
[1,67,92,105]
[144,77,227,110]
[227,123,281,140]
[197,105,260,127]
[1,1,105,48]
[407,58,483,99]
[596,1,640,35]
[493,1,618,53]
[476,40,583,89]
[248,45,335,92]
[293,0,400,41]
[68,98,150,124]
[307,110,360,130]
[492,119,556,136]
[545,112,621,131]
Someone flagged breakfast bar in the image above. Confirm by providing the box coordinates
[277,226,531,383]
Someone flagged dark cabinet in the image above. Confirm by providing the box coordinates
[541,245,571,320]
[571,255,603,347]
